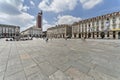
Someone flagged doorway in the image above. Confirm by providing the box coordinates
[74,33,76,38]
[113,31,116,39]
[100,32,105,39]
[97,32,99,38]
[93,32,95,38]
[88,33,91,38]
[107,32,109,37]
[79,33,81,38]
[118,32,120,39]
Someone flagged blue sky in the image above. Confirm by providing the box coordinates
[0,0,120,31]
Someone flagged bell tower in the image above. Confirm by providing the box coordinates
[36,11,42,30]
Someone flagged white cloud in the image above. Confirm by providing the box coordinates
[22,5,30,12]
[21,0,24,2]
[38,0,78,13]
[43,19,48,24]
[57,15,81,24]
[42,19,54,31]
[30,1,35,6]
[38,0,103,12]
[43,24,54,31]
[0,0,35,31]
[80,0,103,9]
[0,12,35,31]
[0,0,25,11]
[42,15,81,31]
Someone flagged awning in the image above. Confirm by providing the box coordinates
[111,28,120,31]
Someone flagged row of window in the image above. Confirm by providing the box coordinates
[72,20,120,33]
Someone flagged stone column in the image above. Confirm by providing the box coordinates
[72,33,74,38]
[109,31,112,39]
[94,32,96,39]
[77,34,79,38]
[116,31,118,39]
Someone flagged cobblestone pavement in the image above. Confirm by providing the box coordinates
[0,38,120,80]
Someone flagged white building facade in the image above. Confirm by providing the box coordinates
[0,24,20,38]
[72,12,120,39]
[21,26,42,37]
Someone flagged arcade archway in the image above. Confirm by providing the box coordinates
[100,32,105,39]
[113,31,116,39]
[118,32,120,39]
[88,33,91,38]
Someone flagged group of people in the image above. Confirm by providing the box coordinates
[44,36,86,43]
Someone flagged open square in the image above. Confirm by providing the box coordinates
[0,39,120,80]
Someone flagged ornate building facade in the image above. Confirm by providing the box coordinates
[72,12,120,39]
[47,24,72,38]
[0,24,20,38]
[21,26,42,37]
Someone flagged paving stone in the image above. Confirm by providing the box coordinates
[5,64,23,77]
[7,58,21,67]
[20,53,31,60]
[49,70,71,80]
[77,60,96,69]
[27,71,49,80]
[0,71,4,80]
[1,39,120,80]
[29,53,39,58]
[21,59,36,68]
[91,56,109,63]
[78,55,92,63]
[0,64,6,72]
[17,50,26,55]
[39,62,58,76]
[92,58,120,72]
[33,56,46,64]
[57,62,71,72]
[65,67,94,80]
[66,53,80,61]
[95,65,120,78]
[0,59,7,65]
[24,65,40,77]
[69,61,90,73]
[88,69,117,80]
[108,60,120,72]
[47,56,69,69]
[8,55,20,61]
[4,71,26,80]
[91,48,104,52]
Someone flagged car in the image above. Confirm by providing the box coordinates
[10,38,13,41]
[5,38,13,41]
[6,39,8,41]
[66,36,71,39]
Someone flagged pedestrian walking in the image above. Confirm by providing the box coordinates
[81,37,86,41]
[45,37,49,42]
[65,37,67,40]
